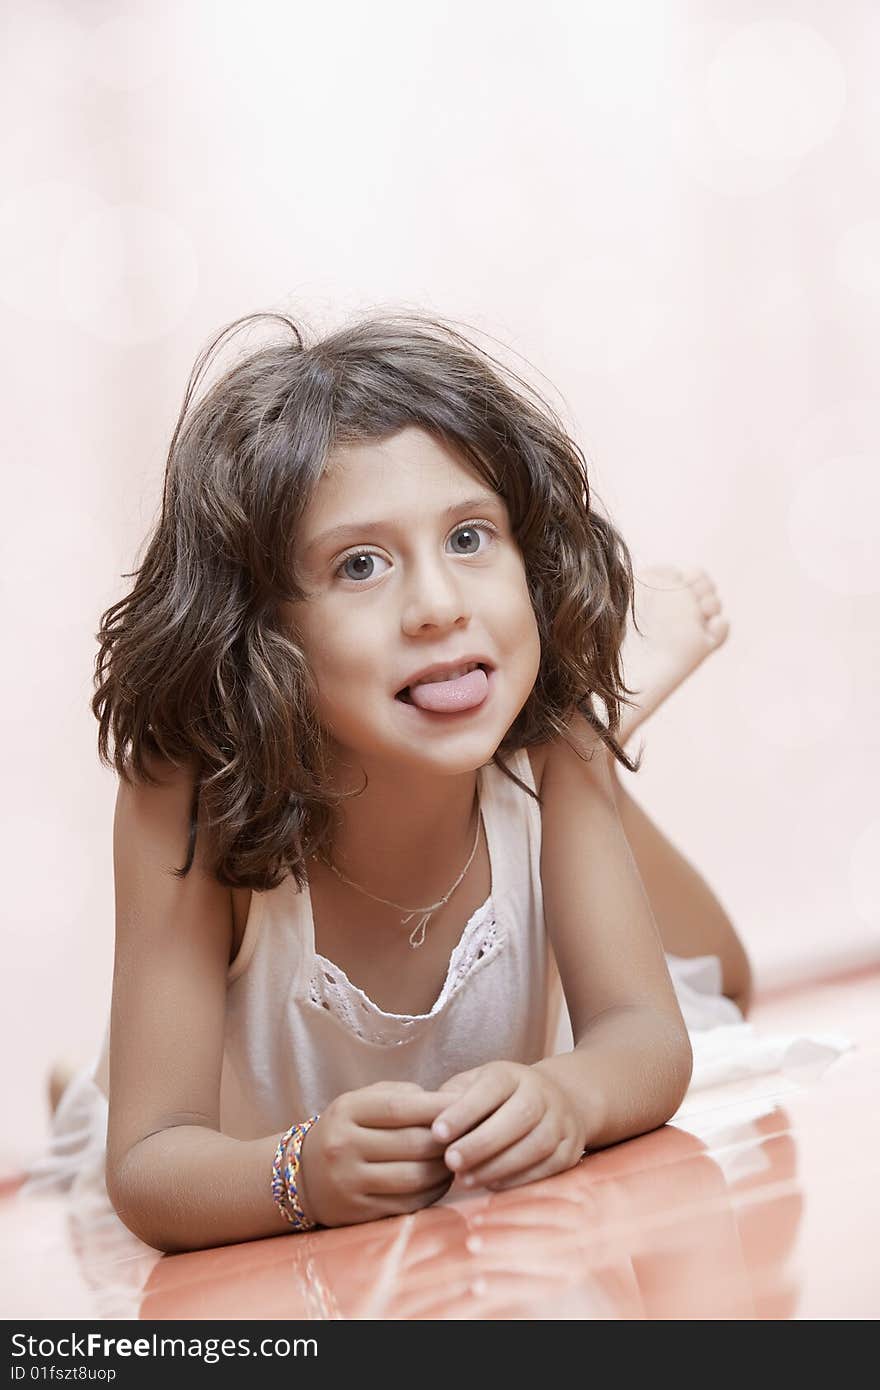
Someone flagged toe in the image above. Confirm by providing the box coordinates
[705,614,730,646]
[700,593,722,618]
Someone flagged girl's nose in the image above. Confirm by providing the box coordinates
[400,556,470,634]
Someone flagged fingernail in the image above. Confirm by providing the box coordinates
[446,1148,463,1169]
[462,1174,475,1188]
[433,1121,449,1140]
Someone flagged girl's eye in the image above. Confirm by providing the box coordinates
[336,547,386,581]
[335,522,494,583]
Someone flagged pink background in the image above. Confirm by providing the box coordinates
[2,1,878,1162]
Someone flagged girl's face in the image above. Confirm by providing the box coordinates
[288,426,541,780]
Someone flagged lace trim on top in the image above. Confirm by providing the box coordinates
[306,896,502,1046]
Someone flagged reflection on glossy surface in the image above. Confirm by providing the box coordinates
[4,968,878,1320]
[139,1108,800,1320]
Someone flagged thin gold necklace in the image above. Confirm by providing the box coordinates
[319,793,481,948]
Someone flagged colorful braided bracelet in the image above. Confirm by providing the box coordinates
[271,1114,321,1231]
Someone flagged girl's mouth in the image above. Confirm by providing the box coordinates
[396,663,492,714]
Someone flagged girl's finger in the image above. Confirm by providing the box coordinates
[357,1123,447,1161]
[441,1088,542,1172]
[459,1119,562,1189]
[430,1070,516,1146]
[437,1068,481,1094]
[361,1157,453,1195]
[350,1083,451,1129]
[480,1146,570,1192]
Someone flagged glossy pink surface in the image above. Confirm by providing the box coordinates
[4,968,878,1320]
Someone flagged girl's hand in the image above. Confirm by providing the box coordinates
[298,1080,455,1228]
[430,1061,587,1192]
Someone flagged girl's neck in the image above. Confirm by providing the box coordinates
[313,758,482,906]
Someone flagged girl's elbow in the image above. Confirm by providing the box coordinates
[106,1165,176,1255]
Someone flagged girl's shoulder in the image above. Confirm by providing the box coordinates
[523,713,608,799]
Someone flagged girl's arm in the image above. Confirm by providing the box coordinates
[105,751,297,1253]
[532,712,694,1150]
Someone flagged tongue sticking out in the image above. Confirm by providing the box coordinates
[408,666,489,713]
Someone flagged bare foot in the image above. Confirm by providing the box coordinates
[618,566,730,745]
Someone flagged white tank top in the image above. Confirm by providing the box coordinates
[218,745,571,1136]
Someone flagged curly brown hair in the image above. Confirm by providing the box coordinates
[92,310,643,890]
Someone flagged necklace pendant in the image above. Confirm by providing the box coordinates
[408,913,431,949]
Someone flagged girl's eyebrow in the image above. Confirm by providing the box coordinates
[304,494,505,556]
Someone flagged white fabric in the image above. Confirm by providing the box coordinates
[662,951,853,1093]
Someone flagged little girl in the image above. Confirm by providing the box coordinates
[38,310,751,1256]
